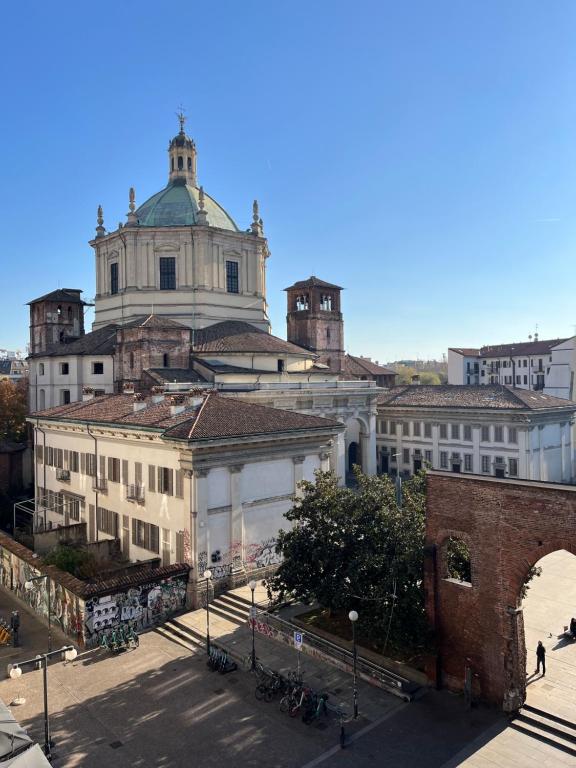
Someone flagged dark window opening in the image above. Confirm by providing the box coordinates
[187,157,192,169]
[62,390,71,405]
[445,537,472,583]
[171,158,174,170]
[163,353,169,368]
[60,362,69,375]
[277,359,285,372]
[226,261,239,293]
[326,327,331,342]
[159,257,176,290]
[110,262,118,295]
[129,352,134,369]
[177,155,183,170]
[67,306,72,321]
[92,362,104,375]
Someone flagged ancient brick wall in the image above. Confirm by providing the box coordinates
[425,471,576,710]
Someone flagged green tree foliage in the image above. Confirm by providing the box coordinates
[0,379,28,443]
[43,545,98,580]
[445,537,472,582]
[269,470,429,651]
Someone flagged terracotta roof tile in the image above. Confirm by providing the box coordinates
[342,354,396,377]
[284,276,343,291]
[377,385,576,411]
[29,324,119,359]
[193,321,313,356]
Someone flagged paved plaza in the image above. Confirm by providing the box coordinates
[1,570,576,767]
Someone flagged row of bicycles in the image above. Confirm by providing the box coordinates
[207,646,238,674]
[98,622,139,653]
[252,660,331,725]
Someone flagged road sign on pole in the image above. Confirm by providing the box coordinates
[294,631,304,651]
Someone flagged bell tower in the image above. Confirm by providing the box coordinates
[168,111,197,186]
[285,276,344,373]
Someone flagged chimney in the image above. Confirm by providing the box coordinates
[168,394,187,416]
[187,389,206,409]
[123,382,135,395]
[151,386,165,404]
[133,393,147,412]
[411,374,421,385]
[82,387,95,402]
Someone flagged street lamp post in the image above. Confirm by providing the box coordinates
[8,645,77,759]
[348,610,359,719]
[203,569,212,655]
[248,579,257,671]
[25,574,52,652]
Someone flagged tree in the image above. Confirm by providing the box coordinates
[269,470,429,652]
[0,379,28,443]
[43,545,98,579]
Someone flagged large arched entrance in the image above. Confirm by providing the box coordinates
[424,472,576,710]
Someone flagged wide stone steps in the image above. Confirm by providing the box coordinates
[511,704,576,757]
[208,592,255,625]
[155,618,206,653]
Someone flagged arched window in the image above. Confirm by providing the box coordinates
[67,306,72,321]
[444,537,472,584]
[178,156,183,170]
[39,389,45,409]
[39,363,45,376]
[57,305,62,316]
[163,353,169,368]
[171,158,174,171]
[187,157,192,169]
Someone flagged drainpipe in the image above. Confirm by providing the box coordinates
[86,423,98,542]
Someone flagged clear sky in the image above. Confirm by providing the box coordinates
[1,1,576,361]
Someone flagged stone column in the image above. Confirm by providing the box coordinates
[537,426,545,481]
[472,425,481,474]
[293,455,305,497]
[334,432,346,485]
[517,429,529,479]
[229,465,245,584]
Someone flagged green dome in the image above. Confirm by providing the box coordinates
[135,181,238,231]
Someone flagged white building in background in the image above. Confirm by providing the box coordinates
[376,385,576,483]
[30,389,342,589]
[448,337,575,400]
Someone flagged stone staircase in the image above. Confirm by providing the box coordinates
[511,703,576,757]
[154,617,206,653]
[208,591,254,625]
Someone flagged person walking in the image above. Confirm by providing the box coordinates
[10,611,20,648]
[536,640,546,676]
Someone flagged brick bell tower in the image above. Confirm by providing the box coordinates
[285,276,344,373]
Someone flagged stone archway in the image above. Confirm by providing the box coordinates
[424,471,576,710]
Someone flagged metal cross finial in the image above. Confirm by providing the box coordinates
[129,187,135,213]
[176,106,186,133]
[97,205,104,226]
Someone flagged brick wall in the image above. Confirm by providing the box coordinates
[425,471,576,710]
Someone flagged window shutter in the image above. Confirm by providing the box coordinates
[131,517,137,544]
[168,469,174,496]
[108,457,113,480]
[80,452,86,475]
[158,467,163,494]
[144,522,150,551]
[135,462,142,485]
[56,449,63,468]
[122,460,129,485]
[64,450,69,469]
[99,456,106,479]
[175,470,184,498]
[36,445,44,463]
[149,465,156,492]
[151,525,159,554]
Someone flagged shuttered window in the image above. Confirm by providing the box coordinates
[36,445,44,463]
[148,465,156,492]
[108,457,120,483]
[157,467,173,495]
[175,470,184,498]
[85,453,96,477]
[99,456,106,480]
[135,462,142,485]
[131,518,160,553]
[122,460,129,485]
[97,507,118,536]
[69,451,79,473]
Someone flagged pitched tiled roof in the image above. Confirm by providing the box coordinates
[193,321,314,356]
[164,393,343,441]
[27,288,86,305]
[122,314,189,330]
[284,276,343,291]
[377,385,576,411]
[32,392,343,441]
[342,354,396,377]
[450,339,568,358]
[145,368,205,384]
[29,324,119,359]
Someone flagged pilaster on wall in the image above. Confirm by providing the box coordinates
[293,455,305,497]
[229,464,244,576]
[193,468,209,581]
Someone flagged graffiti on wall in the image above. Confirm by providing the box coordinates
[246,538,282,570]
[197,537,282,580]
[84,576,187,646]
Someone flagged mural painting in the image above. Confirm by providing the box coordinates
[84,576,187,647]
[197,537,282,581]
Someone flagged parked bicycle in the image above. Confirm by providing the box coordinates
[302,692,329,724]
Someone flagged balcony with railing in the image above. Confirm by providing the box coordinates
[55,468,70,483]
[125,484,145,504]
[92,477,108,494]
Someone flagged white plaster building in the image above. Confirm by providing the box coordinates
[29,390,342,591]
[376,385,576,483]
[448,337,576,400]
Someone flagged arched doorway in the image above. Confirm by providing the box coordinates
[348,441,359,469]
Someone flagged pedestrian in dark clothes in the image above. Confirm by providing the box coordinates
[536,640,546,676]
[10,611,20,648]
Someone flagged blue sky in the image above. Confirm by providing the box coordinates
[2,1,576,361]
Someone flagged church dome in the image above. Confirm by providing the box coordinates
[135,181,239,231]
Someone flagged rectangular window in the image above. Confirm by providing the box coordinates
[463,425,472,441]
[380,420,388,434]
[60,363,69,375]
[494,426,503,442]
[69,451,79,473]
[424,422,432,438]
[389,421,396,436]
[97,507,118,536]
[524,375,527,385]
[424,450,433,464]
[413,422,421,437]
[85,453,96,477]
[158,466,174,495]
[481,455,490,473]
[92,362,104,375]
[509,458,519,477]
[159,257,176,290]
[440,451,448,469]
[110,262,118,295]
[226,260,239,293]
[481,426,490,442]
[464,454,473,472]
[516,376,520,384]
[402,422,409,436]
[61,389,70,404]
[439,424,447,440]
[131,518,160,553]
[451,424,459,440]
[508,427,518,444]
[108,457,120,483]
[402,448,410,464]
